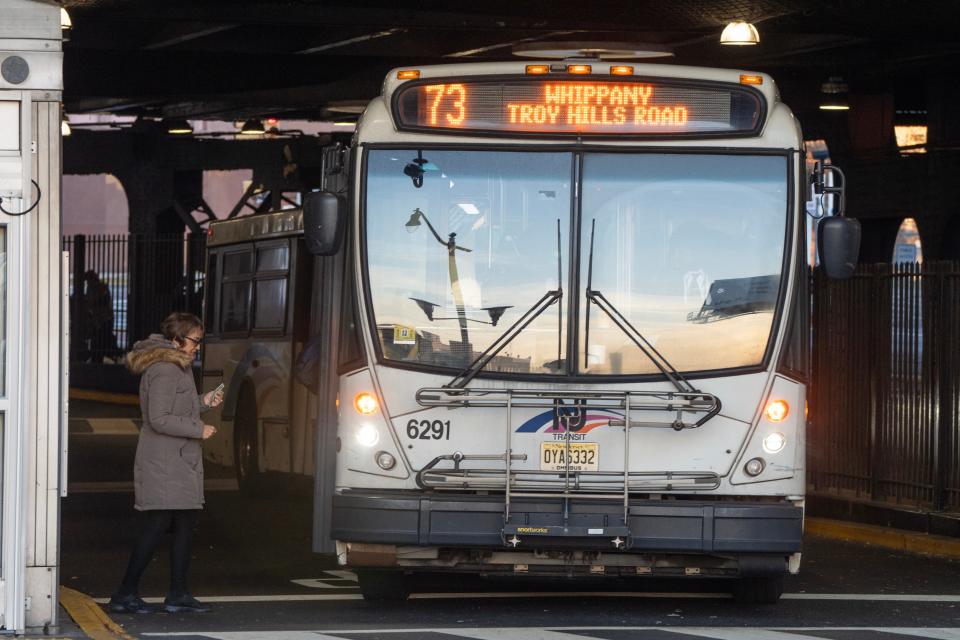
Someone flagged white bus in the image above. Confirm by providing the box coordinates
[206,60,858,603]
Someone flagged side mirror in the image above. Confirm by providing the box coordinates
[303,191,345,256]
[818,216,861,280]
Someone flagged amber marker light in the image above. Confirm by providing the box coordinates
[740,74,763,85]
[526,65,549,75]
[567,64,592,74]
[397,70,421,80]
[611,65,634,76]
[354,392,379,415]
[764,399,789,423]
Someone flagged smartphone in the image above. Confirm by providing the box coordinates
[214,382,225,394]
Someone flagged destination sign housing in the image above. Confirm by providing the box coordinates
[394,78,764,137]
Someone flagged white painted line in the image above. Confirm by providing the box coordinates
[782,593,960,602]
[290,578,359,590]
[140,629,960,640]
[94,592,960,605]
[407,591,732,600]
[93,594,364,604]
[451,628,606,640]
[324,570,358,581]
[667,629,828,640]
[883,630,960,640]
[69,478,239,493]
[86,418,139,435]
[143,632,347,640]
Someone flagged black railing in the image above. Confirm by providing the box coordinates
[63,234,206,363]
[809,261,960,512]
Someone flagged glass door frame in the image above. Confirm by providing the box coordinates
[0,89,32,633]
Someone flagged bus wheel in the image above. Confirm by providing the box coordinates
[733,575,784,604]
[357,570,410,602]
[233,385,265,495]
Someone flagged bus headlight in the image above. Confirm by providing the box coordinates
[763,432,786,454]
[376,451,396,470]
[744,457,765,476]
[356,424,380,447]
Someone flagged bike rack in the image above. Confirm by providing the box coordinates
[415,387,722,548]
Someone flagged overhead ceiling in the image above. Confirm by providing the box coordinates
[61,0,960,123]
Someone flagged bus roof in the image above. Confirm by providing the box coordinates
[206,209,303,247]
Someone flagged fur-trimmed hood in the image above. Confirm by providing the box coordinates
[125,334,194,374]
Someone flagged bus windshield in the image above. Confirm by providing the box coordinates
[365,149,571,375]
[364,149,788,377]
[579,153,788,375]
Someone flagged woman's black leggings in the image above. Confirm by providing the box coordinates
[118,509,200,597]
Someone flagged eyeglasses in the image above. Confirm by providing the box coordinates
[184,335,203,346]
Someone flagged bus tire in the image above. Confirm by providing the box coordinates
[233,384,265,496]
[733,575,784,604]
[357,570,410,603]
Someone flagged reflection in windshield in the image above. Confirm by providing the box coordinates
[580,153,788,374]
[366,150,571,374]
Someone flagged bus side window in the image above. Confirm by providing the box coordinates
[337,264,365,374]
[220,247,254,335]
[253,241,290,334]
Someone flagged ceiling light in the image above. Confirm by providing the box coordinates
[61,114,71,137]
[165,119,193,135]
[720,21,760,45]
[239,118,265,135]
[819,76,851,111]
[60,7,72,30]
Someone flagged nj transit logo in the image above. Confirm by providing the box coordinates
[515,408,623,434]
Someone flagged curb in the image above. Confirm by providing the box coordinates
[69,389,139,406]
[59,586,133,640]
[806,516,960,559]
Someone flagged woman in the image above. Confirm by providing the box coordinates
[108,312,223,614]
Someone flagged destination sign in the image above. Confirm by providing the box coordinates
[394,78,763,136]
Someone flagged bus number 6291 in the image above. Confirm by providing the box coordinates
[406,419,451,440]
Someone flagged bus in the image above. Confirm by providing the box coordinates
[204,60,858,603]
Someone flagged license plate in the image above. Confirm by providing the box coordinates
[539,442,599,472]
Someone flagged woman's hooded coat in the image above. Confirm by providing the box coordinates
[126,334,207,510]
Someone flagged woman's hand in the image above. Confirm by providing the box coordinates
[202,424,217,439]
[203,387,224,408]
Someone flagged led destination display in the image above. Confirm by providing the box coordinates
[394,78,764,136]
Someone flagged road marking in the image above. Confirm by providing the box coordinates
[290,578,359,590]
[783,593,960,602]
[407,591,733,600]
[139,628,960,640]
[291,571,360,589]
[69,478,239,493]
[93,594,364,604]
[451,629,606,640]
[60,586,134,640]
[85,418,139,435]
[665,630,830,640]
[95,592,960,604]
[324,570,358,581]
[143,633,347,640]
[70,388,140,406]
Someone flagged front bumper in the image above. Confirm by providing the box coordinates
[331,492,803,555]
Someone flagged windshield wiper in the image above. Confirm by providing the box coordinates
[583,219,699,395]
[445,219,563,389]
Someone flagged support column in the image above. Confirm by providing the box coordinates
[0,0,63,633]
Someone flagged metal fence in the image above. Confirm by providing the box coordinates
[809,261,960,512]
[63,234,206,363]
